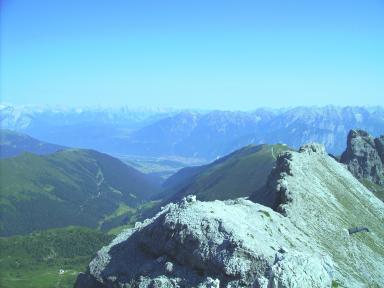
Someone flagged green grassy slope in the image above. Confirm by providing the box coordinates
[163,144,291,202]
[0,149,162,236]
[0,129,64,158]
[360,179,384,201]
[0,226,113,288]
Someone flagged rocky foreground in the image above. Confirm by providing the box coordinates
[76,144,384,288]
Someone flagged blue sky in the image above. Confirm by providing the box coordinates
[1,0,383,109]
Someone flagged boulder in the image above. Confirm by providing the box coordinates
[75,197,333,287]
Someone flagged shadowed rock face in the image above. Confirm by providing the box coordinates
[340,129,384,185]
[374,135,384,164]
[76,143,384,288]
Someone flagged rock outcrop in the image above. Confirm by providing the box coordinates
[76,143,384,288]
[340,129,384,185]
[75,196,333,288]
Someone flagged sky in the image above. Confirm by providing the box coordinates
[1,0,383,110]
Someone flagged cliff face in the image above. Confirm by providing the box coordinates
[76,144,384,288]
[340,129,384,186]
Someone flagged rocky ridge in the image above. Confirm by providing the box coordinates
[76,144,384,287]
[260,143,384,286]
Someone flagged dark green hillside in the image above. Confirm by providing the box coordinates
[162,144,291,202]
[0,226,113,288]
[0,129,64,158]
[0,149,162,236]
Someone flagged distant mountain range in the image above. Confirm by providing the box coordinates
[2,105,384,159]
[0,105,176,156]
[126,106,384,158]
[0,148,162,236]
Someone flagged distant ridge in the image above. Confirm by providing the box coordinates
[0,129,64,158]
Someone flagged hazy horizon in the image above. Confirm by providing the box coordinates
[0,101,384,113]
[1,102,384,112]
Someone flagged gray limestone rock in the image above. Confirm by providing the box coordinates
[340,129,384,185]
[75,196,334,288]
[268,251,333,288]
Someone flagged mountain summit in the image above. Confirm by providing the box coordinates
[76,143,384,287]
